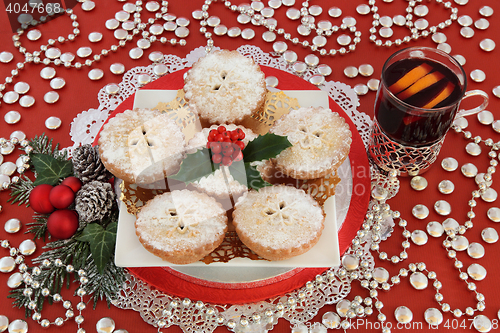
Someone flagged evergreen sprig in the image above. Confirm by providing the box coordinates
[8,263,70,317]
[8,133,70,206]
[8,175,34,206]
[22,133,67,160]
[7,134,128,314]
[26,214,50,241]
[9,237,91,316]
[79,254,127,309]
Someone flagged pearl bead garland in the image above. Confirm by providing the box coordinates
[194,0,361,56]
[1,239,88,331]
[368,0,458,47]
[2,1,499,331]
[0,0,187,105]
[0,136,32,213]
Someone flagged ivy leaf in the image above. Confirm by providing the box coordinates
[31,153,73,186]
[242,133,292,163]
[77,222,117,274]
[168,148,215,184]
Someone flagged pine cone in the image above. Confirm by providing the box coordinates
[72,144,111,183]
[75,181,116,224]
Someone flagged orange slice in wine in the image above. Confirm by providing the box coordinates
[388,63,433,94]
[422,81,455,109]
[403,115,419,126]
[397,71,445,101]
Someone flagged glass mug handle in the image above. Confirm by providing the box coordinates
[455,89,489,118]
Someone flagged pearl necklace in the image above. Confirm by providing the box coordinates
[368,0,458,47]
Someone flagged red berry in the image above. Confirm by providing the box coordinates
[236,128,245,140]
[215,134,225,142]
[235,140,245,150]
[210,142,222,154]
[208,130,218,141]
[29,184,55,214]
[61,176,82,193]
[222,156,233,166]
[49,185,76,209]
[221,131,231,140]
[47,209,79,239]
[222,146,234,156]
[221,142,232,149]
[233,150,243,162]
[212,153,222,164]
[230,130,240,141]
[217,126,226,133]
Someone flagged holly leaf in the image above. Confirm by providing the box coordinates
[77,222,117,274]
[168,148,215,184]
[227,160,247,187]
[169,134,290,189]
[242,133,292,163]
[228,161,271,191]
[244,163,271,190]
[31,153,73,186]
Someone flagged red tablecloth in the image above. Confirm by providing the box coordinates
[1,1,500,332]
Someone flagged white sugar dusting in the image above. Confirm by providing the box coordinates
[135,190,227,252]
[98,109,187,183]
[184,50,266,123]
[270,107,352,178]
[233,185,324,250]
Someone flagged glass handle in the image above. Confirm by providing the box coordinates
[456,89,489,118]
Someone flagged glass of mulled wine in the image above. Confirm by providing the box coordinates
[368,47,488,176]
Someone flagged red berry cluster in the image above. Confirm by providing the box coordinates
[206,126,246,166]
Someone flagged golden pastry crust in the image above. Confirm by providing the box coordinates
[183,50,267,124]
[135,190,228,264]
[270,107,352,180]
[98,109,186,184]
[232,185,325,261]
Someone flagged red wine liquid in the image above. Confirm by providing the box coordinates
[375,58,462,146]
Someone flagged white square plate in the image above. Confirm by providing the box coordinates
[114,89,341,268]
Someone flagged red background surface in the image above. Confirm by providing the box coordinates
[0,0,499,332]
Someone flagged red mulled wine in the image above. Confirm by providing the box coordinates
[375,57,463,146]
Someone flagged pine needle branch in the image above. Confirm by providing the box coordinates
[23,133,58,156]
[8,175,34,206]
[26,214,50,241]
[82,254,127,309]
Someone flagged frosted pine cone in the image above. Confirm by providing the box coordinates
[72,144,111,183]
[75,181,115,223]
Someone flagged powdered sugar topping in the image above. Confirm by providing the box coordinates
[233,185,324,249]
[135,190,227,252]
